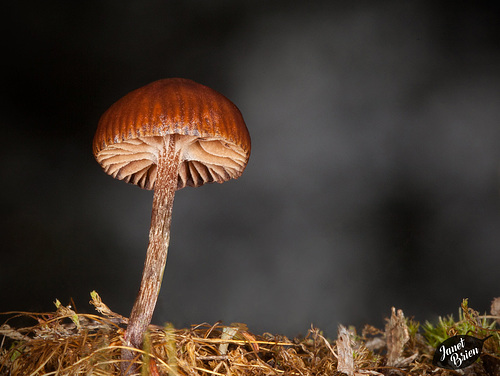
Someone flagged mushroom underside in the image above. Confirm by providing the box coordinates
[95,136,248,190]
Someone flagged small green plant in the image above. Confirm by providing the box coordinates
[423,314,459,348]
[406,317,420,338]
[423,299,499,352]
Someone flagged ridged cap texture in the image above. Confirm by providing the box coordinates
[93,78,251,190]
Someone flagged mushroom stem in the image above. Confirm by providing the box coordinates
[122,135,180,366]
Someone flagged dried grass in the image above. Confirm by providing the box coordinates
[0,294,498,376]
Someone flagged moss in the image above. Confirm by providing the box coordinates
[0,295,498,375]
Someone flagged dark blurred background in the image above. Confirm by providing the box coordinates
[2,1,499,338]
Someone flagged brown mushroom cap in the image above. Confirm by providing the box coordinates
[93,78,251,190]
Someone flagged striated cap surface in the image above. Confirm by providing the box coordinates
[93,78,251,190]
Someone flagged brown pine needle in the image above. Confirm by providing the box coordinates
[1,294,499,375]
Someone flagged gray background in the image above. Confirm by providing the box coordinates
[2,1,499,338]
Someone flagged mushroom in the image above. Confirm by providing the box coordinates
[93,78,251,361]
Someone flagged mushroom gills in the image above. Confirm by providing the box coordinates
[95,136,248,190]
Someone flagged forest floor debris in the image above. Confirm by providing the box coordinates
[1,294,499,375]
